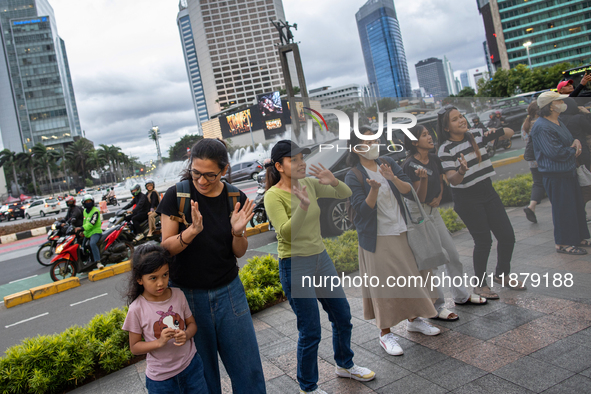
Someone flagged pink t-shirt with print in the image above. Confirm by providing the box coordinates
[122,287,196,381]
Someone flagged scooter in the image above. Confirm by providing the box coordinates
[49,223,134,281]
[249,181,270,228]
[107,208,160,244]
[102,193,118,206]
[486,136,512,159]
[36,220,66,266]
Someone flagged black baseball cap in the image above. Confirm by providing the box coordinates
[268,140,311,167]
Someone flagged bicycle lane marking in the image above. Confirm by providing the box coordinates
[0,234,47,253]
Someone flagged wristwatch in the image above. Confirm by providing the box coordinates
[232,229,245,237]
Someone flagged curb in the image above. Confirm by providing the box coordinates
[0,212,116,246]
[88,260,132,282]
[3,277,80,308]
[492,154,524,168]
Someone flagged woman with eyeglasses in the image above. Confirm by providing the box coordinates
[157,138,265,394]
[437,106,524,300]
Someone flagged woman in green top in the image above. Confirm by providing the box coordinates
[264,140,375,394]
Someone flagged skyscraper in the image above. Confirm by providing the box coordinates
[477,0,591,70]
[177,0,288,132]
[443,56,458,96]
[415,58,450,98]
[0,0,81,153]
[356,0,412,99]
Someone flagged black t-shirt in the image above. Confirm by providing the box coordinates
[157,181,247,290]
[402,154,444,204]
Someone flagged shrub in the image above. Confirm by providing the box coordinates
[324,230,359,274]
[0,308,132,394]
[439,207,466,233]
[239,254,284,313]
[492,173,534,207]
[85,178,94,187]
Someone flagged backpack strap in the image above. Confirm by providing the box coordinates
[169,180,191,227]
[223,179,241,218]
[351,167,363,186]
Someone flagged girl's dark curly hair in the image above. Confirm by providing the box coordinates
[180,138,229,181]
[125,243,174,305]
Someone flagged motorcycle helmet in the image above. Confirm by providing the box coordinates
[65,195,76,207]
[145,179,155,190]
[495,111,501,116]
[130,183,141,196]
[82,194,94,211]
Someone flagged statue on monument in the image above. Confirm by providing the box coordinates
[270,19,297,45]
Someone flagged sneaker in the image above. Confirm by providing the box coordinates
[134,233,145,242]
[96,263,104,270]
[300,389,327,394]
[406,318,441,336]
[380,333,403,355]
[335,364,376,382]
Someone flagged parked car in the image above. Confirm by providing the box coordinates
[0,205,8,222]
[25,198,62,219]
[3,201,26,221]
[228,160,263,182]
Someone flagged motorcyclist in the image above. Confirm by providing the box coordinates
[487,111,503,129]
[122,183,150,241]
[105,188,115,199]
[60,196,83,229]
[76,194,103,268]
[471,117,487,132]
[144,179,160,238]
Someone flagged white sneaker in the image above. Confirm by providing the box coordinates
[96,263,104,270]
[300,389,327,394]
[406,318,441,336]
[380,333,403,355]
[335,364,376,382]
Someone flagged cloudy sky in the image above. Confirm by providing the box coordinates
[48,0,487,162]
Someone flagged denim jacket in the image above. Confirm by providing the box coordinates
[344,156,413,253]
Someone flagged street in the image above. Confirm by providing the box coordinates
[0,160,528,353]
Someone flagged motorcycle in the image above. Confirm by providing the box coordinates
[249,181,270,228]
[486,135,512,159]
[49,223,134,282]
[102,193,118,206]
[36,220,67,266]
[107,208,160,244]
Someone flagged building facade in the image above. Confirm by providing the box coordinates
[356,0,412,99]
[0,0,81,153]
[478,0,591,70]
[443,56,458,95]
[415,57,450,98]
[177,0,288,131]
[308,84,362,109]
[459,71,471,89]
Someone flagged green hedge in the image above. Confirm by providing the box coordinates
[0,308,131,394]
[439,207,466,233]
[239,254,284,313]
[493,173,535,207]
[324,230,359,274]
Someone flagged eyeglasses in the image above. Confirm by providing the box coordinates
[437,105,455,115]
[190,169,222,182]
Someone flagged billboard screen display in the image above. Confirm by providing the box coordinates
[257,91,283,118]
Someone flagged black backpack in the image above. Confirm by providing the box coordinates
[169,179,241,227]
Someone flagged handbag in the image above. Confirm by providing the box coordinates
[403,188,449,271]
[577,165,591,187]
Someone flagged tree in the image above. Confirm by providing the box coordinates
[168,134,203,161]
[32,143,61,196]
[57,148,71,192]
[456,87,476,97]
[277,86,301,96]
[0,149,20,196]
[16,151,39,196]
[66,138,94,182]
[98,144,122,183]
[86,150,108,184]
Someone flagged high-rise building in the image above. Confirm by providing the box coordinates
[0,0,82,153]
[356,0,412,98]
[309,84,362,109]
[415,58,450,98]
[443,56,458,96]
[177,0,288,132]
[477,0,591,70]
[459,71,470,89]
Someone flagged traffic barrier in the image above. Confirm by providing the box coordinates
[30,277,80,300]
[492,154,524,169]
[3,290,33,308]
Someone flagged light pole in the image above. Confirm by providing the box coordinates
[523,41,532,70]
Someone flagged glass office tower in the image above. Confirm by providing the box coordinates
[356,0,412,98]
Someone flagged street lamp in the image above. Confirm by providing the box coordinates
[523,41,532,70]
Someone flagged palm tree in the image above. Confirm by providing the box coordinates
[87,150,108,184]
[149,125,163,165]
[32,143,61,196]
[98,144,122,183]
[0,149,19,196]
[57,148,71,192]
[66,138,94,182]
[16,151,39,196]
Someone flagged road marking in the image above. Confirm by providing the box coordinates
[9,275,38,284]
[5,312,49,328]
[70,293,108,307]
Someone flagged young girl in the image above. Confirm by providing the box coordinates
[264,140,375,394]
[437,106,524,299]
[122,243,208,394]
[402,125,487,321]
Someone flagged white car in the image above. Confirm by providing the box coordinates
[25,198,62,219]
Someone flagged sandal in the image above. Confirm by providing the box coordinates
[433,308,459,321]
[455,294,488,305]
[556,246,587,255]
[493,275,527,291]
[580,240,591,247]
[474,286,499,300]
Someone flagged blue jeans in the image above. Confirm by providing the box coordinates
[89,233,101,262]
[145,352,208,394]
[175,275,266,394]
[279,250,354,392]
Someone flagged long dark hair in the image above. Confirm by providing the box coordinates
[265,159,284,191]
[522,101,539,135]
[346,125,373,167]
[437,106,482,164]
[125,243,174,305]
[403,124,427,158]
[180,138,229,181]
